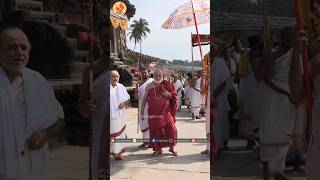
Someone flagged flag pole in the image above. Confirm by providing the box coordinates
[294,0,313,142]
[191,0,205,71]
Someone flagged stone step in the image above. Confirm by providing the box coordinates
[118,64,127,69]
[74,50,89,62]
[43,62,89,79]
[68,62,89,78]
[24,10,56,23]
[114,60,124,65]
[16,0,44,12]
[55,25,68,36]
[66,38,78,53]
[55,13,66,24]
[49,78,82,90]
[72,61,89,71]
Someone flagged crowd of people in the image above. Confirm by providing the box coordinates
[109,66,211,158]
[0,13,319,180]
[107,26,319,180]
[107,26,320,180]
[209,27,320,180]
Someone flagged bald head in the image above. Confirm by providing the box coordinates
[0,27,30,48]
[154,68,161,74]
[110,70,120,86]
[0,27,31,73]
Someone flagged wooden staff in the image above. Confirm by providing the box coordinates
[262,1,271,179]
[295,0,313,142]
[263,0,271,56]
[88,0,94,179]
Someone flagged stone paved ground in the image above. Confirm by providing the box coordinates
[213,139,306,180]
[110,107,210,180]
[47,107,307,180]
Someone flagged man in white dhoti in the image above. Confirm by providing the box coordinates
[173,74,183,111]
[200,70,211,155]
[135,68,153,148]
[237,35,263,149]
[260,27,306,180]
[0,27,65,180]
[231,38,247,90]
[77,20,110,179]
[184,73,193,109]
[110,70,130,160]
[211,54,232,155]
[190,70,204,119]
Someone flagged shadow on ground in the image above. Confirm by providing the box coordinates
[212,145,306,179]
[110,146,209,177]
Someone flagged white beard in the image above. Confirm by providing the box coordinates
[153,79,163,84]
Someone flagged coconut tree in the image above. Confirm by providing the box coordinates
[128,18,150,67]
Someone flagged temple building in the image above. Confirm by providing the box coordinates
[110,0,135,63]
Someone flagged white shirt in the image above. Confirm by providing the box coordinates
[110,82,130,119]
[11,77,28,137]
[174,79,183,96]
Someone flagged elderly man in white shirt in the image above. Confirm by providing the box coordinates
[0,27,65,180]
[110,70,130,160]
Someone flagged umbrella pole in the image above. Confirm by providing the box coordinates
[191,0,204,71]
[191,33,194,74]
[262,2,272,179]
[295,0,313,143]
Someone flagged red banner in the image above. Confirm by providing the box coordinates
[191,34,210,47]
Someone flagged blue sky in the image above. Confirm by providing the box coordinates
[127,0,210,61]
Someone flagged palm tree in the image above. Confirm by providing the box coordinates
[128,18,150,67]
